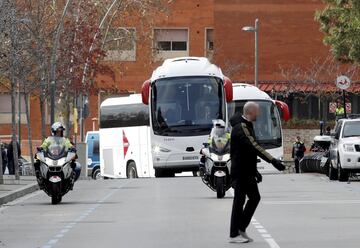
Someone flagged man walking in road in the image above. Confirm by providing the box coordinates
[292,136,306,173]
[229,101,285,243]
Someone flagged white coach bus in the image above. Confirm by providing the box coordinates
[99,94,154,178]
[228,84,290,173]
[141,57,233,177]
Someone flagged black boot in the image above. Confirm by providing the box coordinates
[34,161,44,189]
[69,171,76,190]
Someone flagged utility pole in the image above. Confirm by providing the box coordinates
[9,7,20,180]
[18,83,21,146]
[242,18,260,87]
[0,139,3,184]
[254,18,259,87]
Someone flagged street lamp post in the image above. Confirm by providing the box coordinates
[242,18,259,87]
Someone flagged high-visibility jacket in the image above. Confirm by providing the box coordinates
[40,136,73,151]
[336,107,344,115]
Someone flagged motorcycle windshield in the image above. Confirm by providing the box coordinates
[46,137,67,160]
[210,136,229,154]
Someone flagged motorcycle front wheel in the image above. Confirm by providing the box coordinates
[51,194,62,205]
[216,177,225,199]
[51,183,62,205]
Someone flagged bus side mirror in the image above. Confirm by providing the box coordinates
[224,76,233,102]
[275,100,290,121]
[141,79,150,105]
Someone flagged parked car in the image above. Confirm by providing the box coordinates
[329,118,360,181]
[85,131,100,180]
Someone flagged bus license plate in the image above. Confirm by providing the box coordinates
[183,156,198,160]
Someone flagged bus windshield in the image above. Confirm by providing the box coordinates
[228,100,282,149]
[151,76,225,136]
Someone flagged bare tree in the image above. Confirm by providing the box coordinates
[280,54,359,119]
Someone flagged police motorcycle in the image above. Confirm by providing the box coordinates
[35,137,79,204]
[200,120,231,198]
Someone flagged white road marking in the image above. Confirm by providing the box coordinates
[262,199,360,205]
[262,234,272,238]
[41,181,130,248]
[229,191,281,248]
[48,239,58,245]
[252,218,281,248]
[265,238,281,248]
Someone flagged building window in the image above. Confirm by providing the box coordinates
[154,28,189,60]
[104,28,136,61]
[0,93,26,124]
[205,28,214,60]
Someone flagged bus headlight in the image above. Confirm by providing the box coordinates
[153,145,171,153]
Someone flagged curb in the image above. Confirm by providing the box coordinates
[0,183,39,205]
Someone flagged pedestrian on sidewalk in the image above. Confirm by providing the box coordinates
[7,141,21,175]
[292,136,306,173]
[229,101,285,243]
[1,142,7,175]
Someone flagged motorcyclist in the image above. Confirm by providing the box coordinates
[34,122,77,189]
[209,120,230,150]
[199,120,230,175]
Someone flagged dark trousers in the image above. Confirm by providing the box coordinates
[294,158,300,173]
[230,180,261,237]
[5,160,15,175]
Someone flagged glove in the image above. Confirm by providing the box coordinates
[255,171,262,183]
[271,158,286,171]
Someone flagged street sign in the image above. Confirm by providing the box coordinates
[336,75,351,90]
[329,102,336,113]
[346,103,352,113]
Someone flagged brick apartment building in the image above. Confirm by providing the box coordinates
[1,0,359,147]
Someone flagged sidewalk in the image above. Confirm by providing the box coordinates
[0,176,39,205]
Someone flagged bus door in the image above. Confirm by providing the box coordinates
[138,126,152,177]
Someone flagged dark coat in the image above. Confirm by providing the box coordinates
[230,114,274,182]
[292,141,306,159]
[7,141,21,162]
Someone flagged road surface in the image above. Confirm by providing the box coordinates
[1,174,360,248]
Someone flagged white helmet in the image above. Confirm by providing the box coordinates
[211,119,226,137]
[51,122,65,136]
